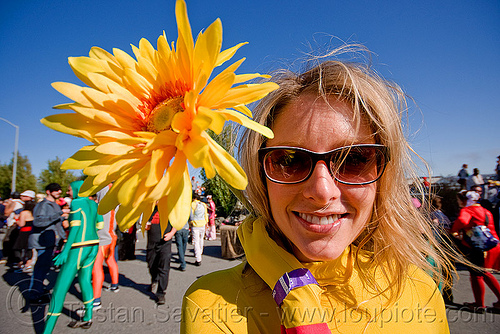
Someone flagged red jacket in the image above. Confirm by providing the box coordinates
[451,204,498,247]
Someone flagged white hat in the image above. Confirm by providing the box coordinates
[20,190,36,199]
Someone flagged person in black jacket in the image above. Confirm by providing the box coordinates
[145,207,176,305]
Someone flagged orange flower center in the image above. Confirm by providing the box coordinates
[146,96,184,133]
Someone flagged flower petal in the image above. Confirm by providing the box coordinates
[61,146,101,170]
[193,18,222,89]
[216,42,248,67]
[95,142,135,155]
[41,113,109,142]
[214,82,280,109]
[165,154,192,230]
[216,108,274,138]
[206,136,247,189]
[145,147,174,187]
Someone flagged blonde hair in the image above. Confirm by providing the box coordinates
[240,50,453,302]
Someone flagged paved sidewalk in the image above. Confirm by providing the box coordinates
[1,231,499,333]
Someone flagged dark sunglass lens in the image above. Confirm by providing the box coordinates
[332,146,384,184]
[264,149,312,183]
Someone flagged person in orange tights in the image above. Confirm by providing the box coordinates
[91,184,120,310]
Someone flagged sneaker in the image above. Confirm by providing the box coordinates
[76,302,101,317]
[105,285,120,293]
[68,320,92,329]
[179,266,186,271]
[93,301,102,311]
[195,261,201,266]
[156,295,165,305]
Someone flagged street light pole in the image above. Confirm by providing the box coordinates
[0,117,20,193]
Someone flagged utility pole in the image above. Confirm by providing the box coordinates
[0,117,20,192]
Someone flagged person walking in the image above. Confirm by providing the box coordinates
[28,183,67,303]
[175,220,190,271]
[92,185,120,310]
[43,180,102,332]
[146,207,176,305]
[189,193,208,266]
[450,191,500,311]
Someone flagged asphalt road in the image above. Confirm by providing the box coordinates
[1,231,499,333]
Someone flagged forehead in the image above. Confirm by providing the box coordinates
[268,94,374,150]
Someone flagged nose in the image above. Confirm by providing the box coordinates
[302,161,341,205]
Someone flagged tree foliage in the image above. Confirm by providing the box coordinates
[0,152,37,199]
[38,157,79,194]
[200,125,238,217]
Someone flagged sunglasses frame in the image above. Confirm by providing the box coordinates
[259,144,389,185]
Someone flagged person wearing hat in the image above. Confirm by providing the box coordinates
[20,190,36,202]
[6,191,24,227]
[28,183,68,304]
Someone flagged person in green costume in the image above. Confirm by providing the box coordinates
[43,180,103,333]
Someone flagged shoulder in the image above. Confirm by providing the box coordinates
[404,265,445,308]
[184,262,265,302]
[20,210,30,218]
[34,199,51,210]
[35,199,47,206]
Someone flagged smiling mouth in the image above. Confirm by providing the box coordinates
[297,212,347,225]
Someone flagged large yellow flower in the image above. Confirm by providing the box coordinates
[42,0,277,231]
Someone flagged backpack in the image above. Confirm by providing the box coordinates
[463,213,499,251]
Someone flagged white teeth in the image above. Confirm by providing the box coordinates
[298,212,340,225]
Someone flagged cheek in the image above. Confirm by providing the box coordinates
[266,182,298,220]
[345,185,377,220]
[267,182,285,216]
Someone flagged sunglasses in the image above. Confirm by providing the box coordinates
[259,144,389,185]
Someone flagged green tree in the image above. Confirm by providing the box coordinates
[200,125,239,217]
[38,157,79,194]
[0,153,37,199]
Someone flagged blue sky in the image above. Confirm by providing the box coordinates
[1,0,499,181]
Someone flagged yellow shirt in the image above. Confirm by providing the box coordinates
[182,255,448,333]
[182,217,449,333]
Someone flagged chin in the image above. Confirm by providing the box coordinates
[293,241,349,262]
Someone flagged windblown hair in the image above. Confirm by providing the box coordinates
[240,48,453,303]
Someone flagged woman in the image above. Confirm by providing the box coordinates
[13,200,36,272]
[182,52,451,333]
[205,195,217,241]
[450,191,500,310]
